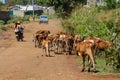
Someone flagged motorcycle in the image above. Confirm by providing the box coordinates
[15,31,24,41]
[15,27,24,41]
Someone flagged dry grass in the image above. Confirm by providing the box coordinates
[97,8,120,21]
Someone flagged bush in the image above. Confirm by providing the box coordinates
[7,15,30,24]
[105,16,120,72]
[104,0,120,9]
[62,6,110,39]
[23,15,30,21]
[7,19,15,24]
[0,20,5,25]
[62,5,120,72]
[0,25,6,31]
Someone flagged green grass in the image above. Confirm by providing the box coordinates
[77,56,120,75]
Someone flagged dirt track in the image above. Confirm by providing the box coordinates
[0,19,120,80]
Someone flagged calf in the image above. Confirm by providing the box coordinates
[75,40,96,72]
[41,38,51,57]
[33,30,50,48]
[33,34,45,48]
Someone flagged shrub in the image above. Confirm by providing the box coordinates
[0,20,5,25]
[62,6,110,40]
[0,25,6,31]
[23,15,30,21]
[105,15,120,72]
[62,5,120,72]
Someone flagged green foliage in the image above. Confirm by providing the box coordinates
[35,0,50,6]
[62,5,120,72]
[23,15,30,21]
[0,20,7,31]
[105,11,120,72]
[0,25,6,31]
[0,2,7,11]
[104,0,116,9]
[5,0,87,18]
[62,6,110,39]
[36,0,86,18]
[0,20,5,25]
[103,0,120,9]
[6,0,30,6]
[106,46,120,72]
[7,15,30,24]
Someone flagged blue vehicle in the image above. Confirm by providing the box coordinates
[39,15,48,24]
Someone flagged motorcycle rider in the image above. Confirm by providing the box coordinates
[13,21,24,41]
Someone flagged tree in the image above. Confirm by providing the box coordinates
[47,0,87,18]
[104,0,119,9]
[0,2,6,11]
[6,0,30,6]
[0,2,3,11]
[34,0,87,18]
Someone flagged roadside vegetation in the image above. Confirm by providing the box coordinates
[62,5,120,73]
[0,20,6,33]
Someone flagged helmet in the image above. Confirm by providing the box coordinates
[17,21,20,24]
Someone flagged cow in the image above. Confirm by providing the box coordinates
[41,38,51,57]
[97,40,113,50]
[52,31,67,54]
[75,40,96,72]
[52,34,60,54]
[35,30,50,34]
[85,37,113,55]
[65,35,74,55]
[33,30,50,48]
[34,34,43,48]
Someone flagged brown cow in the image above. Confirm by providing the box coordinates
[97,40,113,50]
[41,38,51,57]
[65,35,74,55]
[34,34,43,48]
[85,37,113,54]
[75,40,96,72]
[35,30,50,34]
[33,30,50,48]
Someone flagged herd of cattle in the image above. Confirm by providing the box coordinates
[33,29,113,72]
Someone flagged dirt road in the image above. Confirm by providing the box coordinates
[0,19,120,80]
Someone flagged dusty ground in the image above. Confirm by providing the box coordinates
[0,19,120,80]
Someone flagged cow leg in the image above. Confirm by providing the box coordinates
[38,40,41,48]
[46,44,50,57]
[54,42,58,54]
[42,48,45,56]
[45,47,47,56]
[81,55,86,72]
[35,39,38,48]
[88,50,96,72]
[88,57,92,72]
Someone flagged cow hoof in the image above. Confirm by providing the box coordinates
[88,69,90,72]
[93,70,97,73]
[81,69,85,72]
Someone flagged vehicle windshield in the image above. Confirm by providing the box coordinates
[40,16,48,18]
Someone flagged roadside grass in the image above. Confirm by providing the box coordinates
[97,8,120,22]
[77,56,120,75]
